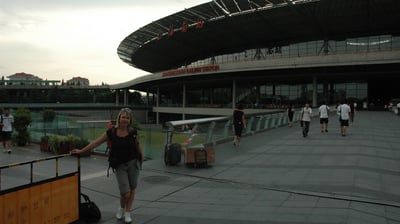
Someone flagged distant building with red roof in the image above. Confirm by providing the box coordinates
[7,72,41,80]
[66,76,89,86]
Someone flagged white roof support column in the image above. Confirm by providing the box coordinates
[182,83,186,120]
[156,87,160,125]
[312,75,317,108]
[124,88,128,105]
[115,90,120,106]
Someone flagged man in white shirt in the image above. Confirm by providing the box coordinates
[337,102,351,136]
[301,103,312,137]
[318,102,330,133]
[1,108,14,153]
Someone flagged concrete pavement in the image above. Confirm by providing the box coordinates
[2,111,400,224]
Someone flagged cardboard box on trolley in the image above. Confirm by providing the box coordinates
[183,144,215,168]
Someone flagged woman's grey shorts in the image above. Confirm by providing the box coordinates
[115,159,141,194]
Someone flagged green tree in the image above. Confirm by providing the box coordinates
[42,109,56,136]
[13,108,32,146]
[131,91,144,105]
[131,117,141,130]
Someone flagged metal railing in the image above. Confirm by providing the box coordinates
[163,106,334,151]
[0,154,79,192]
[0,154,81,223]
[164,110,304,149]
[26,107,331,160]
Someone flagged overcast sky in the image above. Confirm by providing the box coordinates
[0,0,208,85]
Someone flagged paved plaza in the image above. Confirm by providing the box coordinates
[1,111,400,224]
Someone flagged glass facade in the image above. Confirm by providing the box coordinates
[159,88,183,107]
[154,35,397,109]
[186,84,232,108]
[191,35,399,66]
[156,81,368,109]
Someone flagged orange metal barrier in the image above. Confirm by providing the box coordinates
[0,154,80,224]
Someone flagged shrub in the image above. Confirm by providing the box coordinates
[12,108,32,146]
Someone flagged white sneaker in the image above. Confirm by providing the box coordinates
[124,212,132,223]
[115,208,124,220]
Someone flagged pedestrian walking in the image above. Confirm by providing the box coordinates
[300,103,312,137]
[1,108,14,154]
[71,108,144,223]
[233,104,246,146]
[337,101,351,136]
[318,102,330,133]
[287,104,295,127]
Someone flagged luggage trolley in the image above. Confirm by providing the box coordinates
[164,128,182,166]
[183,144,215,168]
[164,121,215,168]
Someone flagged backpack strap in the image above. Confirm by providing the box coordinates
[106,127,116,177]
[107,164,112,177]
[106,127,116,141]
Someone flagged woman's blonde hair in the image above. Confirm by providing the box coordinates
[115,108,133,128]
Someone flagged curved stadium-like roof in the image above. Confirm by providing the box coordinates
[117,0,400,73]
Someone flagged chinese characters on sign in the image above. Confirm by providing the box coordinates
[162,65,219,77]
[267,46,282,54]
[157,19,204,39]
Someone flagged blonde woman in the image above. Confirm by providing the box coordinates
[71,108,144,223]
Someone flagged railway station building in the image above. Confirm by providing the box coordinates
[111,0,400,124]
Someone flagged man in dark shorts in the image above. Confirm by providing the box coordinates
[318,102,330,133]
[337,102,351,136]
[1,108,14,153]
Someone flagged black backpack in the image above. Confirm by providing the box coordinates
[79,193,101,223]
